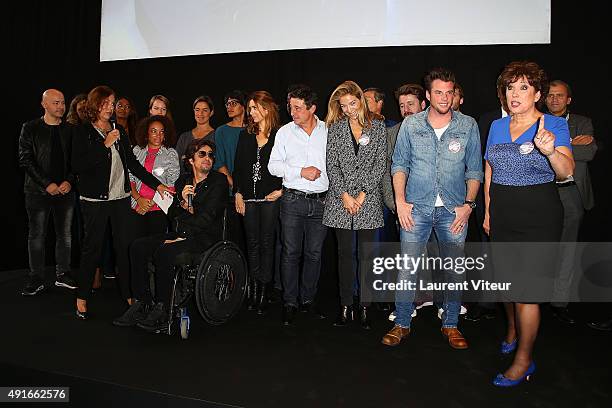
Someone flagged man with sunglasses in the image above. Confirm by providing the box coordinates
[113,138,228,331]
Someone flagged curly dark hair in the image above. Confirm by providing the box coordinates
[183,138,216,173]
[134,115,176,148]
[498,61,548,111]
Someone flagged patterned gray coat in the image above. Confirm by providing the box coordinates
[323,118,387,230]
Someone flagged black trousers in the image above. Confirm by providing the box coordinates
[334,228,376,307]
[131,209,170,239]
[242,200,279,283]
[77,197,135,300]
[25,192,74,279]
[130,233,215,304]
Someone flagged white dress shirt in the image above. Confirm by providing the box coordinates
[268,117,329,193]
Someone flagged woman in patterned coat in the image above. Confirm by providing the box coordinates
[323,80,387,329]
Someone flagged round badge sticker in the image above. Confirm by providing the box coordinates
[519,141,534,155]
[153,167,165,176]
[358,136,370,146]
[448,140,461,153]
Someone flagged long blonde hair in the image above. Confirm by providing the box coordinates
[325,80,375,128]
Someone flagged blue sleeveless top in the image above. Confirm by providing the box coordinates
[485,114,571,186]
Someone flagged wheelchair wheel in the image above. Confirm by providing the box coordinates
[195,241,247,325]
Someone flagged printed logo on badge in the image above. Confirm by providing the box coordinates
[519,141,534,155]
[448,140,461,153]
[153,167,165,176]
[358,136,370,146]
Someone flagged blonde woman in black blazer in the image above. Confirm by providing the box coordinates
[323,80,387,329]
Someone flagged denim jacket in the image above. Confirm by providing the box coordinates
[391,108,483,216]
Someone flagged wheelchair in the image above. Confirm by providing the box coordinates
[164,208,248,339]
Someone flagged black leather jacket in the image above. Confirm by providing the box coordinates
[169,171,228,245]
[18,118,74,194]
[72,123,161,200]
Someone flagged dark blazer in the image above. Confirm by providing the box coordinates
[72,123,161,200]
[323,118,387,230]
[567,113,597,210]
[382,121,401,211]
[233,129,282,200]
[169,171,229,247]
[18,118,74,194]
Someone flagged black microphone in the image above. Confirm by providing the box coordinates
[187,177,194,208]
[109,116,119,149]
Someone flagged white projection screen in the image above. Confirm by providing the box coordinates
[100,0,551,62]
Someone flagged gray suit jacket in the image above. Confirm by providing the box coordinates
[567,113,596,210]
[382,122,401,211]
[323,118,387,229]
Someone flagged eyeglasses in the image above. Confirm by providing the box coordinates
[195,150,215,159]
[116,103,130,110]
[225,100,240,108]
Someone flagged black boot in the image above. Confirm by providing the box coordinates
[334,305,353,326]
[283,304,298,326]
[136,302,169,333]
[256,281,267,315]
[359,305,372,330]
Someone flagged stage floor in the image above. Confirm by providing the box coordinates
[1,269,610,408]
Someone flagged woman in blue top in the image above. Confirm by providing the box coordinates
[484,61,574,387]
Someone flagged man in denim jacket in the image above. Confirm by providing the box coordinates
[381,68,483,349]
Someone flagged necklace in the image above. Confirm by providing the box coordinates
[93,123,111,135]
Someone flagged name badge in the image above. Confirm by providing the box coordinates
[448,140,461,153]
[358,136,370,146]
[519,142,534,155]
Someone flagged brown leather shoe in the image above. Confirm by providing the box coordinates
[381,325,410,346]
[441,327,468,349]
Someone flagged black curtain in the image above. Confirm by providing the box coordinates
[5,1,610,271]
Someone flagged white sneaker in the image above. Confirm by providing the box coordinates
[388,309,416,322]
[415,301,433,310]
[438,305,468,319]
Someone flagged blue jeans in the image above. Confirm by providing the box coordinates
[25,192,74,279]
[395,206,467,328]
[280,192,328,306]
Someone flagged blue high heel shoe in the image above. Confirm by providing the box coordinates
[492,361,536,387]
[500,338,517,354]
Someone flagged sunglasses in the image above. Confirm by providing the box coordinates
[195,150,215,159]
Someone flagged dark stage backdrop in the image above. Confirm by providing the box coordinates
[4,1,610,271]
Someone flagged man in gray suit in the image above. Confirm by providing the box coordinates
[546,80,597,324]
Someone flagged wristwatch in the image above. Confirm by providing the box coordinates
[464,200,476,209]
